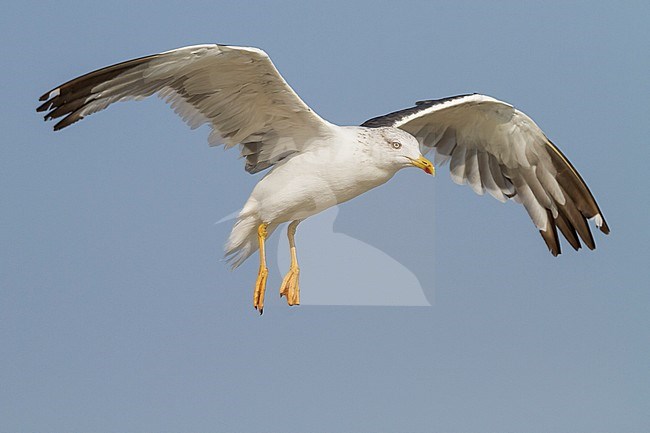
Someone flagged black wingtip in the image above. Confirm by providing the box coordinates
[36,100,51,113]
[38,86,60,102]
[540,229,561,257]
[600,220,610,235]
[540,210,562,256]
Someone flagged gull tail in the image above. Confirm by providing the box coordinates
[224,212,277,269]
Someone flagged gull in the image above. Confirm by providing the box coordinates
[37,44,609,313]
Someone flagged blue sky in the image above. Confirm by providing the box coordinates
[2,1,649,432]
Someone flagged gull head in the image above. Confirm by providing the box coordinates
[367,127,435,176]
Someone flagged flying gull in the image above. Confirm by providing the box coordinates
[37,44,609,313]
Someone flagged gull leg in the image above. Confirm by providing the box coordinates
[253,222,269,314]
[279,220,301,306]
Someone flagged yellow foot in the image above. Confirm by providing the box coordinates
[279,266,300,306]
[253,266,268,314]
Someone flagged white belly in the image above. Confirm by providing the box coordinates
[247,146,395,224]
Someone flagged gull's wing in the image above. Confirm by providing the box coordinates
[362,93,609,255]
[38,44,335,173]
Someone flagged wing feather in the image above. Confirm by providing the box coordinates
[540,209,561,256]
[361,93,608,255]
[555,209,581,251]
[465,148,484,195]
[479,151,507,202]
[38,44,335,173]
[449,144,467,185]
[433,128,456,166]
[488,154,516,198]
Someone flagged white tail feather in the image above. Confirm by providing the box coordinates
[224,214,278,269]
[225,214,260,268]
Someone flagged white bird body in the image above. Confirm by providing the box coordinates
[227,126,424,266]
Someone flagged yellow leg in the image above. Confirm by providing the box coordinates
[253,222,269,314]
[279,220,301,306]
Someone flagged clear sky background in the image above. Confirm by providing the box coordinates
[2,1,649,432]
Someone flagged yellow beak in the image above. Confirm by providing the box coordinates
[410,155,435,175]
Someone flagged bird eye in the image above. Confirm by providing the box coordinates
[391,141,402,149]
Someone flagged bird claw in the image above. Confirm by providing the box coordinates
[253,266,268,314]
[279,266,300,306]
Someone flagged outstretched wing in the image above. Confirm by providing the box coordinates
[38,44,335,173]
[362,93,609,255]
